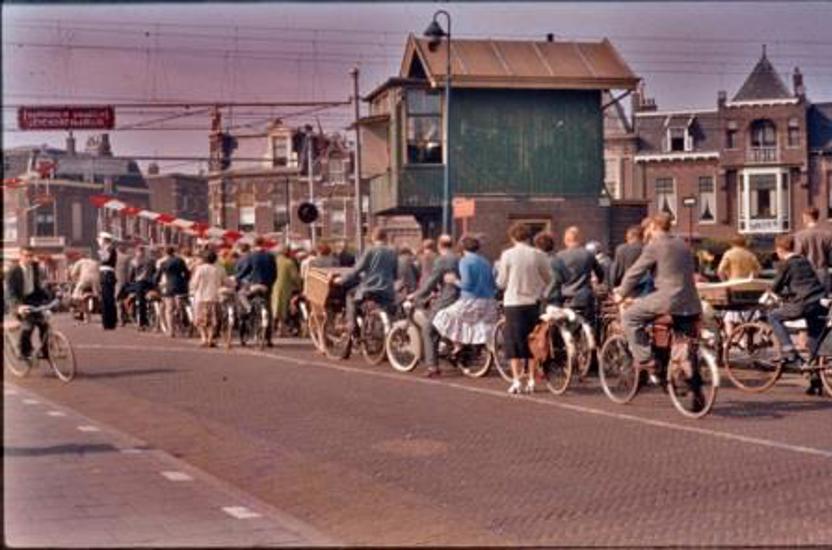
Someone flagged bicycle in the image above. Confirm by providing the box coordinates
[386,300,493,377]
[322,287,392,365]
[242,284,271,350]
[533,305,597,395]
[723,293,832,395]
[598,305,720,419]
[4,300,77,383]
[162,294,193,339]
[217,287,239,349]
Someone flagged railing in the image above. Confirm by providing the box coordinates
[747,147,778,163]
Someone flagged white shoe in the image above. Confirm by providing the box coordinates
[524,379,535,394]
[508,380,522,395]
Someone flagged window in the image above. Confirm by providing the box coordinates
[3,215,18,242]
[749,173,777,220]
[271,136,290,167]
[604,158,620,199]
[667,127,689,152]
[331,207,347,237]
[238,191,255,232]
[750,119,777,147]
[698,176,716,223]
[329,158,346,185]
[726,129,737,149]
[406,89,442,164]
[35,211,55,236]
[71,202,83,241]
[787,119,801,147]
[274,203,289,231]
[655,178,677,220]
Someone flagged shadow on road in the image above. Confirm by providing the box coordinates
[81,368,178,379]
[5,443,118,457]
[712,398,832,420]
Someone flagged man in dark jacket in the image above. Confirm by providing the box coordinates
[335,227,398,336]
[770,234,827,395]
[6,247,52,359]
[609,225,644,288]
[121,246,156,330]
[155,245,190,338]
[234,237,278,345]
[408,234,459,377]
[794,206,832,291]
[556,226,606,321]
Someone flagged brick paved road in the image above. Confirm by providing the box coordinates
[5,315,832,546]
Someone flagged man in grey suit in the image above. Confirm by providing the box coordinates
[794,206,832,291]
[408,234,460,377]
[335,227,398,334]
[614,212,702,371]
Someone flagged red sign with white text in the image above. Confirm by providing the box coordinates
[17,105,115,130]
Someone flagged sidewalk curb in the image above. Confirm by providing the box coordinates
[4,381,341,547]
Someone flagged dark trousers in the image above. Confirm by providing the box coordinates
[769,301,827,356]
[120,281,151,327]
[421,311,441,367]
[100,272,118,330]
[345,290,392,334]
[19,313,48,359]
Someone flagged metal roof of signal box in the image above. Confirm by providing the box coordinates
[400,34,639,91]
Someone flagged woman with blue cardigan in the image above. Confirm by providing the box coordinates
[432,235,499,349]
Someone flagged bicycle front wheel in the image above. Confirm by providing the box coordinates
[598,334,640,404]
[541,325,573,395]
[46,330,77,383]
[723,322,782,393]
[4,330,32,378]
[458,344,493,378]
[386,320,421,373]
[323,311,352,360]
[491,318,512,382]
[668,346,719,419]
[361,311,387,365]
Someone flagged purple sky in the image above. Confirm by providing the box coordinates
[3,2,831,174]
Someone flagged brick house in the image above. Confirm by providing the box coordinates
[2,134,149,279]
[145,165,209,224]
[358,34,644,259]
[207,118,367,248]
[619,47,832,245]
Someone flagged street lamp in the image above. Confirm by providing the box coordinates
[424,10,452,236]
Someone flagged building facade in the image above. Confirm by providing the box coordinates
[359,34,642,258]
[617,48,832,244]
[207,118,367,248]
[2,134,150,277]
[145,166,210,224]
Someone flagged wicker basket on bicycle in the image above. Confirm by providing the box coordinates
[305,267,351,314]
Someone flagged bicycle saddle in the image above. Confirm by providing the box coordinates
[248,284,269,296]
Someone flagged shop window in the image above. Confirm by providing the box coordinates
[406,89,442,164]
[749,174,777,220]
[655,178,677,220]
[698,176,716,223]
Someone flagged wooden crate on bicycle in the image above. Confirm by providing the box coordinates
[305,267,351,312]
[697,278,771,308]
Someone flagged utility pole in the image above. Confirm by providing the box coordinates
[307,128,316,249]
[350,66,364,255]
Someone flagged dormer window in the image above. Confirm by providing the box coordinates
[667,127,692,152]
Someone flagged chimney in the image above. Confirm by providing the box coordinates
[546,33,555,42]
[66,133,76,155]
[148,162,160,176]
[793,67,805,99]
[99,134,112,156]
[718,90,727,108]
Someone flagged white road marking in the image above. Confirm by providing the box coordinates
[120,448,145,454]
[4,389,18,396]
[77,425,100,432]
[46,411,67,417]
[161,471,193,482]
[22,398,40,405]
[222,506,261,519]
[75,343,832,459]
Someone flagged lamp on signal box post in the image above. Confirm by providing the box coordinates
[424,10,452,236]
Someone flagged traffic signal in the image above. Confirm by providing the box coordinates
[220,133,238,170]
[297,202,319,224]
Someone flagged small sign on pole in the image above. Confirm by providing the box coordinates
[452,197,476,235]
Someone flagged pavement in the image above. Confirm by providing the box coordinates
[3,382,335,547]
[4,314,832,546]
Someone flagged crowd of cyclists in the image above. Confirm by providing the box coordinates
[6,206,832,414]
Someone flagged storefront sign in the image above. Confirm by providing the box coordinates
[452,197,476,219]
[17,106,115,130]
